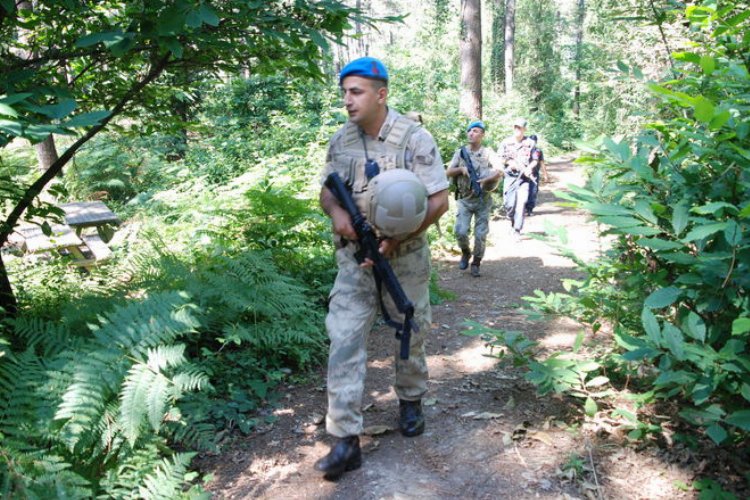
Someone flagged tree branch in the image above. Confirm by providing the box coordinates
[648,0,676,75]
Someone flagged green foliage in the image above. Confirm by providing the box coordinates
[521,1,750,447]
[461,321,613,412]
[0,293,210,497]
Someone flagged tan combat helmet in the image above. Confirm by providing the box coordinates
[368,169,428,240]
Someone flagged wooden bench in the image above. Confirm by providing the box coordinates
[75,234,113,268]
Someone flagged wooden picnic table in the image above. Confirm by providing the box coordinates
[59,201,120,229]
[9,201,119,267]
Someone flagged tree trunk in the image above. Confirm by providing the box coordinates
[0,253,17,318]
[35,134,60,173]
[504,0,516,94]
[355,0,365,57]
[572,0,585,116]
[490,0,505,91]
[459,0,482,120]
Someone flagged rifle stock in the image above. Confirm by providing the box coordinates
[324,172,418,360]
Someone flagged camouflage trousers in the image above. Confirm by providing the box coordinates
[454,195,493,260]
[503,176,530,232]
[324,238,432,438]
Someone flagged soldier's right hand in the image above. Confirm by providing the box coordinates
[331,211,357,240]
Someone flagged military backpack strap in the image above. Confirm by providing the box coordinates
[383,115,420,168]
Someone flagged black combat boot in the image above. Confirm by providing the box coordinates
[399,399,425,437]
[459,249,471,270]
[314,435,361,480]
[470,257,481,278]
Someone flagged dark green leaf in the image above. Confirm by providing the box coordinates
[586,203,633,216]
[705,423,727,444]
[641,307,661,344]
[26,99,77,119]
[732,318,750,335]
[616,60,629,73]
[75,31,125,48]
[186,10,202,28]
[40,221,52,236]
[0,103,17,117]
[199,4,220,26]
[645,287,681,308]
[63,110,111,128]
[0,119,23,136]
[724,220,742,245]
[684,312,706,343]
[671,202,689,235]
[663,323,685,361]
[638,238,684,251]
[741,383,750,402]
[725,410,750,431]
[691,202,737,215]
[683,222,727,242]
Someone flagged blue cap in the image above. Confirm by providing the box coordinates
[466,120,485,132]
[339,57,389,85]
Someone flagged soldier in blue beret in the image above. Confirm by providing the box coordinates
[446,120,502,277]
[315,57,450,480]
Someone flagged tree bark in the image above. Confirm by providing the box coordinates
[572,0,585,116]
[459,0,482,120]
[490,0,505,91]
[16,1,63,176]
[504,0,516,94]
[0,54,171,315]
[35,134,60,173]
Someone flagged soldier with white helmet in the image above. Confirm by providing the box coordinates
[316,57,449,480]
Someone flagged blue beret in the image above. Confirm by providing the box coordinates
[339,57,389,85]
[466,120,486,132]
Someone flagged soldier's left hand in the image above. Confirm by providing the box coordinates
[379,238,401,258]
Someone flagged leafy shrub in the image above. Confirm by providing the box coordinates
[521,3,750,445]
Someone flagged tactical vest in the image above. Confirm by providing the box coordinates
[335,114,421,217]
[454,147,492,199]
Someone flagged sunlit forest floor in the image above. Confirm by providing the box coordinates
[197,160,711,499]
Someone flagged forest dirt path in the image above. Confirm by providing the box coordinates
[199,159,697,499]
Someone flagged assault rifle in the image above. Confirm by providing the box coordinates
[324,171,418,360]
[459,146,483,197]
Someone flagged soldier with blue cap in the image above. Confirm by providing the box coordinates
[446,120,502,277]
[315,57,450,480]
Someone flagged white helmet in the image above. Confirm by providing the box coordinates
[368,169,428,240]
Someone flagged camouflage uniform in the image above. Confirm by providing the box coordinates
[320,108,448,438]
[449,146,499,261]
[499,136,536,232]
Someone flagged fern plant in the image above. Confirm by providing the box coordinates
[0,292,210,498]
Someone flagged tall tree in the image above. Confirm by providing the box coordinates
[504,0,516,94]
[15,1,61,175]
[0,0,358,314]
[459,0,482,119]
[490,0,505,91]
[573,0,585,116]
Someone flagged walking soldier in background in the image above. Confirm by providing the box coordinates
[315,57,449,480]
[446,121,501,277]
[525,134,549,216]
[499,118,536,240]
